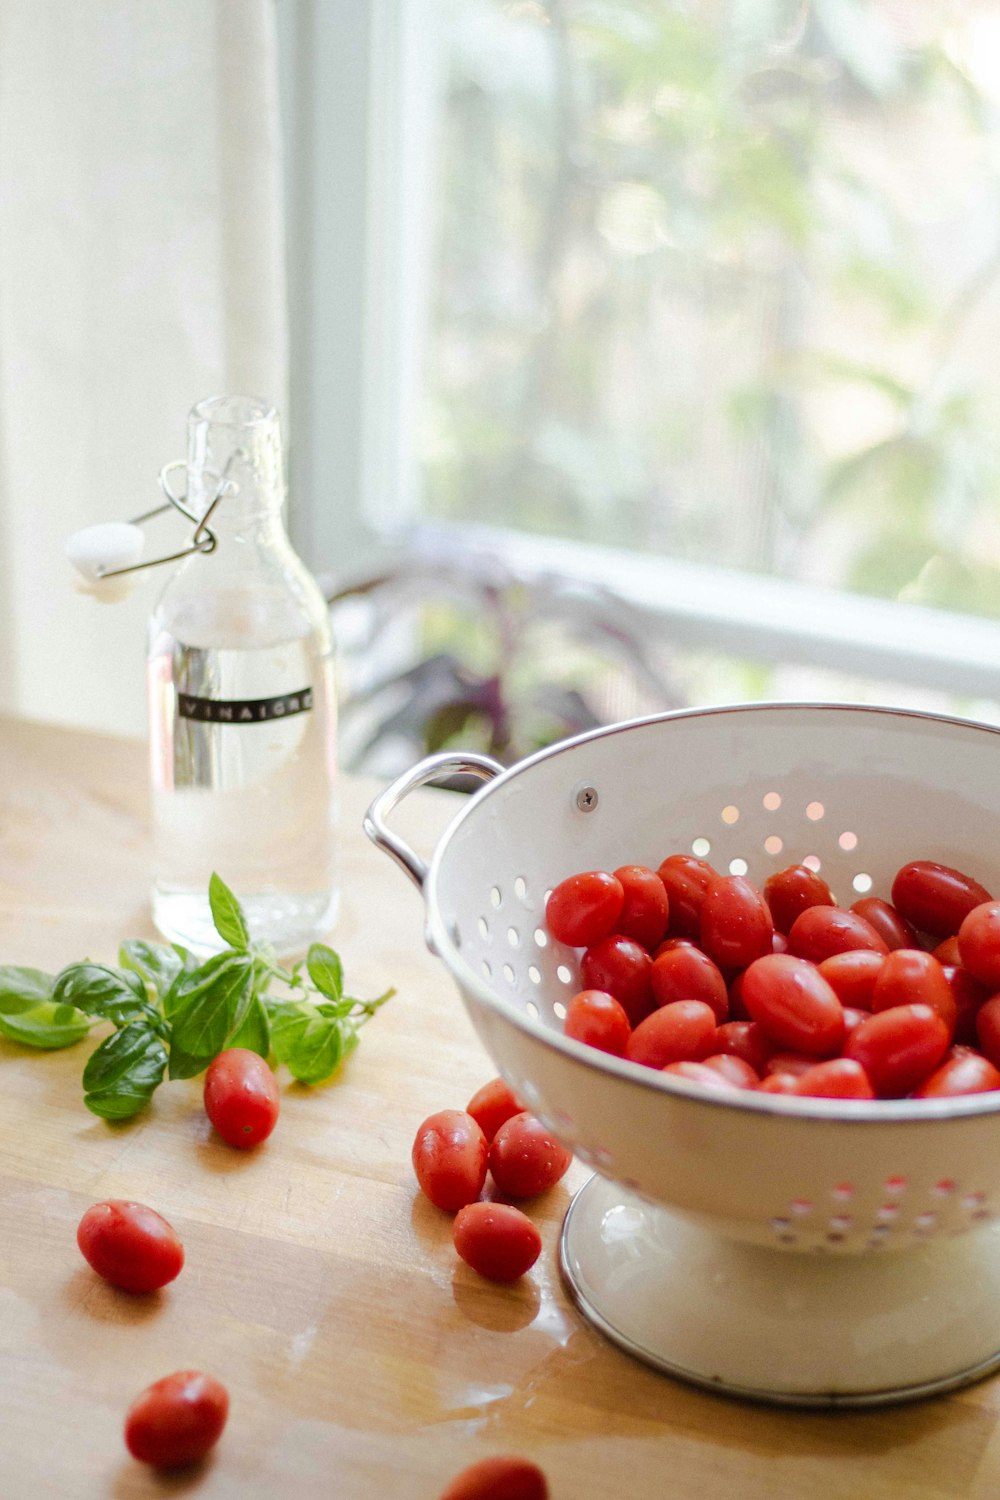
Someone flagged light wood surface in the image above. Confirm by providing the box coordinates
[3,713,1000,1499]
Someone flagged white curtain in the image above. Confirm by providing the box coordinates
[0,0,287,736]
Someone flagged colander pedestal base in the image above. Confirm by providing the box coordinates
[559,1174,1000,1407]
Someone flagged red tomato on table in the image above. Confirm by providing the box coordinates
[466,1077,524,1143]
[438,1455,549,1500]
[488,1113,572,1199]
[124,1370,228,1468]
[452,1202,542,1282]
[203,1048,279,1149]
[77,1201,184,1294]
[412,1109,489,1211]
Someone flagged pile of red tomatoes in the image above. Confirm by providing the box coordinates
[546,856,1000,1101]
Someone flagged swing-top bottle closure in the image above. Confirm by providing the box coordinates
[65,395,284,587]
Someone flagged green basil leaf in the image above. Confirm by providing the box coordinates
[172,944,200,974]
[168,954,254,1077]
[51,963,155,1027]
[209,873,250,951]
[82,1024,168,1120]
[118,939,183,1002]
[163,1044,210,1082]
[227,993,271,1059]
[306,944,343,1002]
[0,966,55,1014]
[163,950,241,1021]
[269,1003,349,1086]
[0,1001,93,1050]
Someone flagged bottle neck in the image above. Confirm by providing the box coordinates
[186,395,287,542]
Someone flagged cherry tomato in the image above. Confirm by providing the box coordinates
[452,1202,542,1282]
[714,1019,775,1073]
[844,1004,951,1098]
[913,1051,1000,1098]
[202,1048,279,1150]
[891,861,993,939]
[653,935,695,958]
[841,1006,869,1038]
[699,1053,758,1088]
[975,994,1000,1070]
[124,1370,229,1468]
[699,876,774,970]
[772,930,789,954]
[757,1073,799,1095]
[791,1059,875,1100]
[817,949,884,1010]
[488,1113,572,1199]
[545,871,623,948]
[850,897,918,951]
[787,905,889,964]
[656,854,717,939]
[958,902,1000,989]
[661,1060,739,1091]
[942,965,990,1045]
[412,1109,489,1211]
[650,944,728,1022]
[438,1455,549,1500]
[466,1078,524,1143]
[727,970,751,1020]
[764,1051,818,1077]
[612,865,670,950]
[870,949,956,1033]
[76,1201,184,1294]
[625,1000,717,1070]
[934,936,962,965]
[763,864,835,934]
[580,935,653,1026]
[563,989,631,1056]
[740,954,845,1056]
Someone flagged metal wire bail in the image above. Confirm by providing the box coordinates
[94,455,239,579]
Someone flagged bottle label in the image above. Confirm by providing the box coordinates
[177,688,314,724]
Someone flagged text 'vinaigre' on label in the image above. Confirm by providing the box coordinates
[177,689,314,724]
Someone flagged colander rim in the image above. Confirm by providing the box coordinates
[423,699,1000,1126]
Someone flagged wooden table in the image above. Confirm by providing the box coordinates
[2,714,1000,1499]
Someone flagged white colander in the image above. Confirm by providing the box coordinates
[365,703,1000,1407]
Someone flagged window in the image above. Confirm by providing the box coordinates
[281,0,1000,770]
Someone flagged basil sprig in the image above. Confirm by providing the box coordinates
[0,876,394,1122]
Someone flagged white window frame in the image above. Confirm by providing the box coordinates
[277,0,1000,706]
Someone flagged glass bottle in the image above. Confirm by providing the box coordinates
[147,395,338,955]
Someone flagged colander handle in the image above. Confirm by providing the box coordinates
[363,751,505,891]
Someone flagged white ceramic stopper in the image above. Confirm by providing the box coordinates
[65,522,144,583]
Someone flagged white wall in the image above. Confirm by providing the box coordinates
[0,1,287,737]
